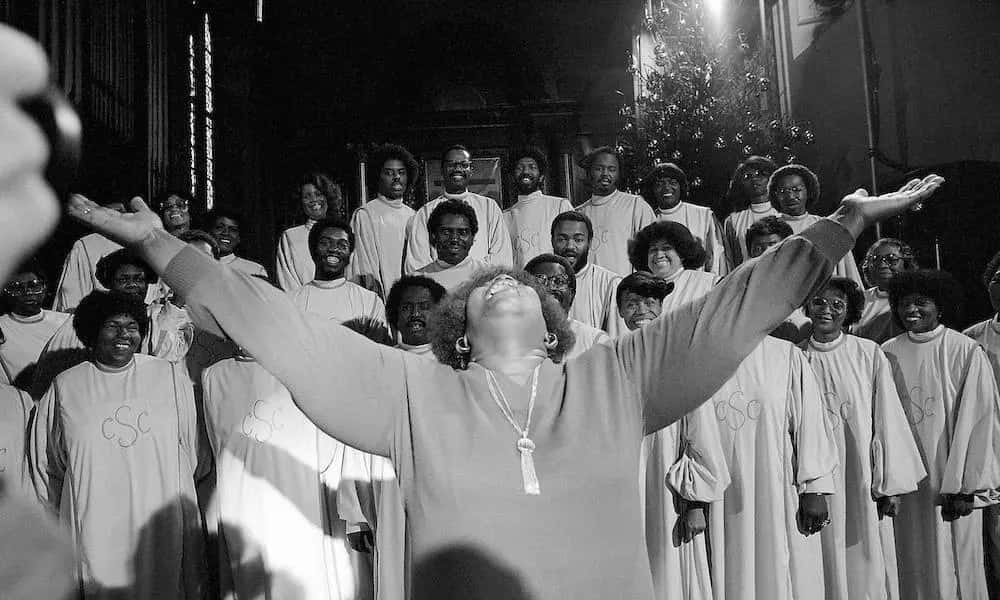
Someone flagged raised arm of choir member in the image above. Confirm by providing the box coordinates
[52,199,126,312]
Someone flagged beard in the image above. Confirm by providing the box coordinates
[515,175,541,195]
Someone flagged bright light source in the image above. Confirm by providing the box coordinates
[256,0,264,22]
[705,0,725,20]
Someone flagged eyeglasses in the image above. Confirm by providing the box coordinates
[808,296,847,312]
[162,200,189,211]
[4,279,45,295]
[100,322,141,335]
[742,169,771,180]
[776,186,807,195]
[869,255,902,267]
[444,161,473,170]
[533,274,571,288]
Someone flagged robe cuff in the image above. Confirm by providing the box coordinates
[799,473,837,495]
[346,522,370,535]
[798,219,856,267]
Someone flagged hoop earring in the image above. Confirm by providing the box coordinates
[455,335,471,369]
[543,332,558,350]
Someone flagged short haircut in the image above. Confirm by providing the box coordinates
[201,207,246,231]
[616,272,673,307]
[385,276,447,328]
[629,221,707,273]
[768,164,821,212]
[73,290,149,349]
[887,269,964,329]
[808,277,865,327]
[550,211,593,240]
[427,199,479,238]
[579,145,625,174]
[95,249,156,290]
[724,155,777,213]
[745,216,793,254]
[368,143,420,195]
[524,253,577,295]
[308,217,355,255]
[441,144,471,163]
[863,237,918,273]
[510,146,549,176]
[178,229,221,258]
[983,250,1000,289]
[640,162,688,206]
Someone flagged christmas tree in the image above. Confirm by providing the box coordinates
[618,0,814,213]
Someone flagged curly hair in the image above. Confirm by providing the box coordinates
[551,211,593,240]
[861,237,919,287]
[427,199,479,237]
[368,143,420,196]
[308,217,355,256]
[296,172,343,218]
[723,155,777,214]
[887,269,964,329]
[629,221,707,273]
[616,272,673,307]
[745,216,793,255]
[95,249,156,290]
[768,164,821,213]
[579,145,627,183]
[640,163,688,209]
[510,146,549,176]
[73,290,149,350]
[429,267,575,369]
[983,250,1000,289]
[385,276,447,328]
[178,229,221,258]
[806,277,865,327]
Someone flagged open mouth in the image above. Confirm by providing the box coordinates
[324,256,342,267]
[408,321,426,330]
[632,318,652,327]
[485,276,519,299]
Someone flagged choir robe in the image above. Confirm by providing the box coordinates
[658,269,718,314]
[882,326,1000,600]
[780,214,864,287]
[292,278,386,324]
[722,201,777,267]
[219,253,267,279]
[566,319,610,360]
[414,257,488,292]
[854,287,902,344]
[0,310,69,387]
[576,190,656,276]
[800,333,926,600]
[350,195,415,299]
[276,221,317,292]
[657,202,729,274]
[403,192,513,274]
[202,356,359,600]
[54,233,121,311]
[570,262,625,337]
[30,355,207,598]
[503,192,574,268]
[161,218,854,600]
[0,382,32,497]
[708,336,838,600]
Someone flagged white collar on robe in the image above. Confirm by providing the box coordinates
[304,219,318,230]
[310,277,349,290]
[443,190,471,202]
[782,211,811,221]
[907,324,946,343]
[397,341,433,356]
[749,200,773,214]
[375,194,406,209]
[660,267,686,283]
[587,190,620,206]
[94,357,136,373]
[219,253,239,265]
[7,310,45,324]
[656,201,685,216]
[516,190,543,203]
[808,331,845,351]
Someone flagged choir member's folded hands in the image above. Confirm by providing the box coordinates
[797,492,830,535]
[348,528,375,554]
[941,493,976,522]
[876,495,901,519]
[677,501,708,543]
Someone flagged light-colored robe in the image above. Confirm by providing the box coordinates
[202,356,360,600]
[503,191,574,268]
[566,319,610,360]
[414,257,488,292]
[882,326,1000,600]
[30,355,206,598]
[0,310,69,386]
[292,278,386,325]
[219,253,267,279]
[709,336,838,600]
[276,221,317,292]
[570,262,624,336]
[854,287,902,344]
[350,195,415,299]
[54,233,122,311]
[801,333,926,600]
[722,201,777,267]
[657,202,729,274]
[576,190,656,276]
[403,191,513,273]
[0,382,32,497]
[658,269,718,314]
[781,213,864,288]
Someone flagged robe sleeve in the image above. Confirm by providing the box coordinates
[870,344,926,497]
[53,239,93,312]
[939,342,1000,500]
[634,197,656,235]
[609,219,853,433]
[403,208,433,274]
[173,363,211,484]
[787,345,839,494]
[721,215,743,269]
[29,382,66,511]
[706,214,730,275]
[484,200,514,268]
[276,229,302,292]
[163,246,410,456]
[350,209,382,292]
[338,447,375,530]
[665,403,731,502]
[603,274,625,338]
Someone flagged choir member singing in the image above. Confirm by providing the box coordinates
[855,237,919,343]
[414,199,488,291]
[721,155,777,266]
[629,221,717,313]
[203,207,267,278]
[524,254,608,359]
[0,262,67,387]
[503,147,573,268]
[157,191,192,237]
[276,172,340,291]
[551,211,624,335]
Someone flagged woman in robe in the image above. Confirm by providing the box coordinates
[30,290,207,598]
[69,175,943,600]
[0,262,68,387]
[276,172,342,292]
[800,277,926,600]
[882,269,1000,600]
[855,237,919,343]
[628,221,717,313]
[721,155,778,267]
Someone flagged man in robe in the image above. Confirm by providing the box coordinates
[276,173,340,292]
[642,163,728,275]
[575,146,655,275]
[551,211,624,336]
[524,254,608,360]
[503,147,573,268]
[349,144,418,299]
[339,275,448,600]
[0,263,68,388]
[615,271,730,600]
[746,216,813,344]
[293,217,386,327]
[722,156,777,267]
[30,290,207,598]
[158,191,192,237]
[404,145,512,272]
[414,200,488,291]
[53,197,127,311]
[708,335,838,600]
[203,207,268,278]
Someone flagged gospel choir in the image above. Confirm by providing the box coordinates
[4,140,998,600]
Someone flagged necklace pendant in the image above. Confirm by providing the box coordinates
[517,437,540,496]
